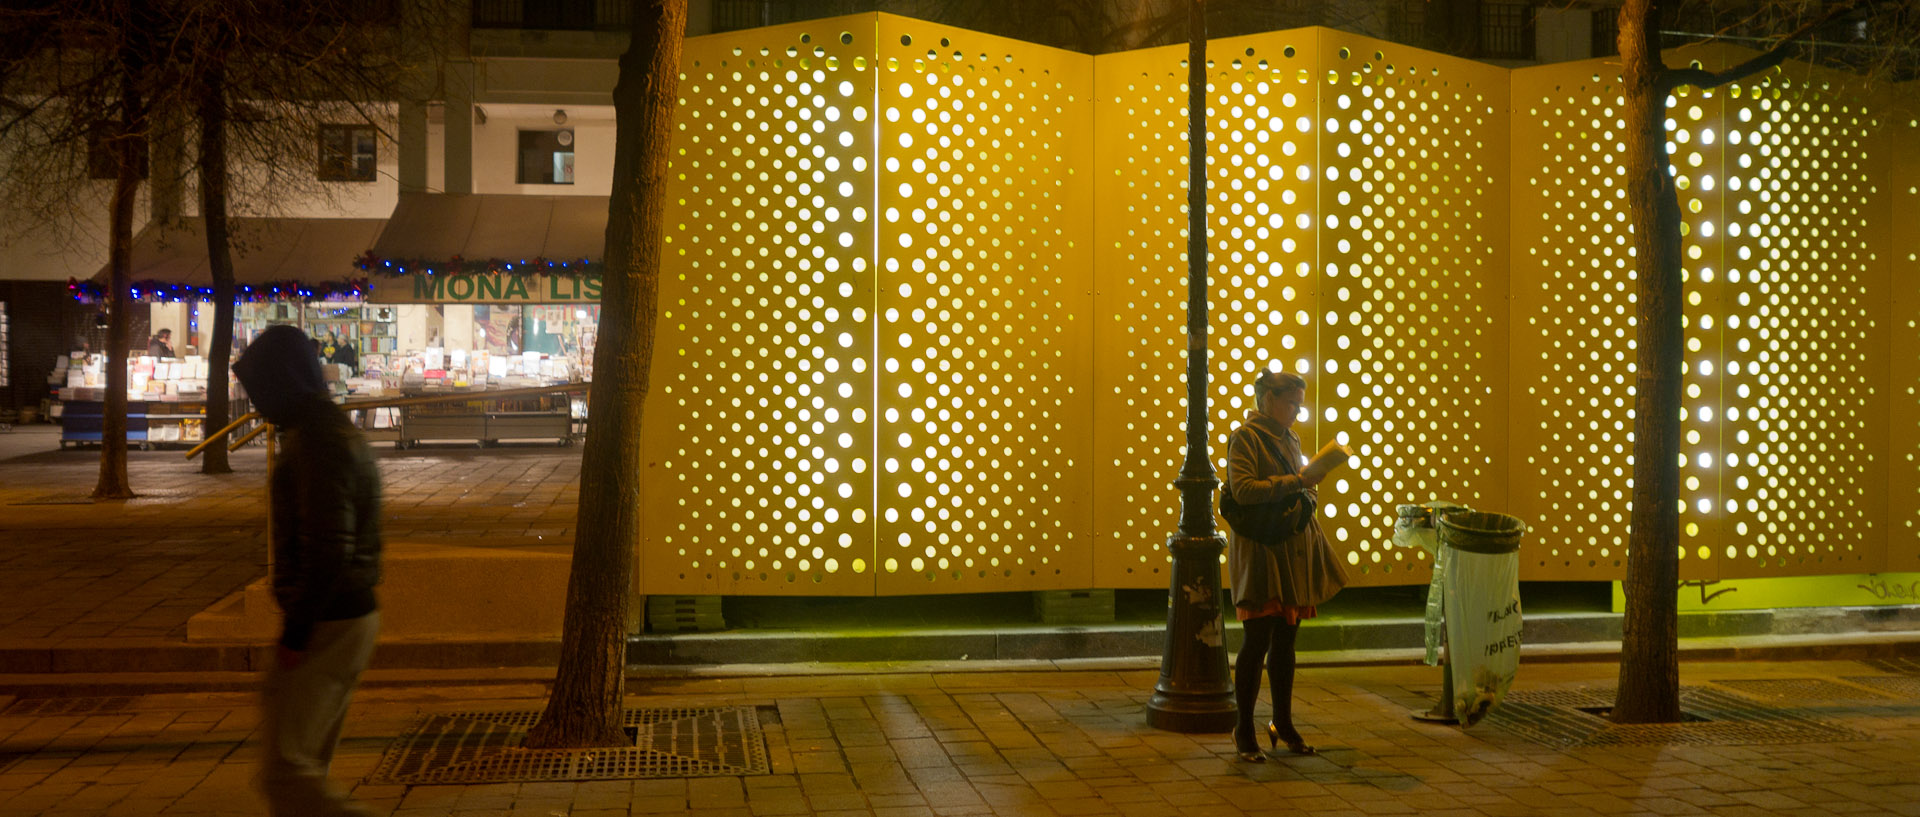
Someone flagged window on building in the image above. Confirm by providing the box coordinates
[317,124,378,182]
[1480,2,1536,60]
[518,130,575,185]
[1590,7,1620,57]
[1388,0,1427,47]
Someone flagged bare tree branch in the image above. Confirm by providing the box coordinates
[1663,0,1876,90]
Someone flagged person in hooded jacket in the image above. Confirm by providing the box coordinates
[233,324,383,817]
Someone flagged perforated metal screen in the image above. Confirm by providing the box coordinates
[1711,59,1888,578]
[1088,30,1510,589]
[872,18,1096,593]
[1089,34,1327,588]
[642,17,1918,597]
[1509,49,1900,582]
[647,17,880,594]
[1307,33,1510,583]
[1891,109,1920,573]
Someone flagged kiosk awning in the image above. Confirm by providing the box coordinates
[372,193,609,262]
[95,217,386,288]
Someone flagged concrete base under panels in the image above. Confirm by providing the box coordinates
[1,601,1914,679]
[622,605,1920,666]
[185,540,576,643]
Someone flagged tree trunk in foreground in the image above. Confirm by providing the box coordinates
[523,0,687,749]
[93,32,145,501]
[1609,0,1870,725]
[1611,0,1684,725]
[197,27,235,475]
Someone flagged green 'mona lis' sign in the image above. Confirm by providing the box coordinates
[369,272,604,304]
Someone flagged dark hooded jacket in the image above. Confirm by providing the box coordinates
[233,325,382,651]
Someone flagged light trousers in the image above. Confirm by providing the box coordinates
[259,611,380,817]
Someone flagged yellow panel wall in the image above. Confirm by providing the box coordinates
[1509,54,1717,581]
[1714,61,1888,577]
[1308,30,1510,584]
[1088,30,1510,589]
[871,17,1096,593]
[1508,62,1631,580]
[1886,101,1919,572]
[1089,33,1325,588]
[1510,49,1896,582]
[645,17,880,595]
[640,16,1911,597]
[1672,72,1730,579]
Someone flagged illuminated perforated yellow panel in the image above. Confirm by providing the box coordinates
[1309,33,1510,581]
[1090,34,1324,588]
[1671,77,1728,577]
[1509,63,1631,580]
[1089,30,1509,589]
[1715,63,1887,577]
[871,18,1095,593]
[1895,110,1920,572]
[1510,56,1716,581]
[646,17,879,594]
[642,16,1913,598]
[1511,49,1896,581]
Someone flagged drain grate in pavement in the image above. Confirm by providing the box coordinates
[1861,658,1920,676]
[1844,676,1920,699]
[7,495,96,505]
[367,706,769,785]
[2,696,137,716]
[1709,678,1899,702]
[1485,686,1867,749]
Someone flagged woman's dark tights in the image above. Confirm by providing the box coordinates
[1234,614,1301,742]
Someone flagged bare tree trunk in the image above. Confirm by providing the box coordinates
[522,0,686,750]
[1608,0,1867,725]
[197,22,234,476]
[1611,0,1683,724]
[93,30,144,501]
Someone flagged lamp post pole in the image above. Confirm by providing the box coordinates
[1146,0,1236,734]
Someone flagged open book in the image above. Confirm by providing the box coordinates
[1300,440,1353,485]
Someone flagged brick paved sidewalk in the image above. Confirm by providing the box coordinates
[1,660,1916,817]
[0,426,581,643]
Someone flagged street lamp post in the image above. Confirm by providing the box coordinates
[1146,0,1236,734]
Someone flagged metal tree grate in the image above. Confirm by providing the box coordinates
[367,707,769,785]
[1844,676,1920,699]
[6,495,97,505]
[1860,658,1920,676]
[1485,686,1868,749]
[1709,678,1899,703]
[2,697,137,716]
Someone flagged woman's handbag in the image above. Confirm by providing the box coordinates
[1218,424,1317,544]
[1219,484,1316,544]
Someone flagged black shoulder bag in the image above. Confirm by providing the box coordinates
[1219,429,1317,544]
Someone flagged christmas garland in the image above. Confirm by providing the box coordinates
[354,252,597,276]
[64,252,599,302]
[67,278,369,303]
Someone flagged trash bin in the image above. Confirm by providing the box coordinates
[1435,510,1526,727]
[1392,503,1470,668]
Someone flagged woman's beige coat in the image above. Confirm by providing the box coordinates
[1224,410,1350,613]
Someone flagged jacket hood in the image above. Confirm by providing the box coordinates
[233,324,328,426]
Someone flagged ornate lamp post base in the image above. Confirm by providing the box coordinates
[1146,529,1236,732]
